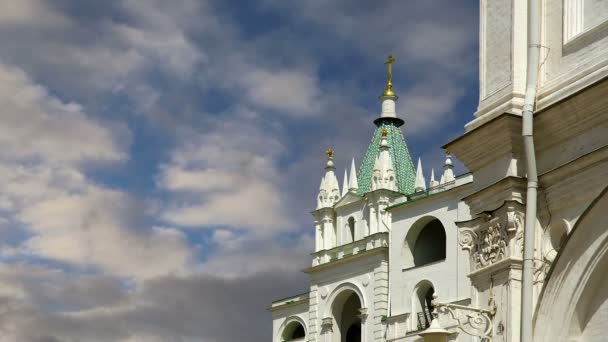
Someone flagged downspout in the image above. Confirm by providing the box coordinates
[520,0,541,342]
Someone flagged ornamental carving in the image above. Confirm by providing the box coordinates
[458,205,524,270]
[477,222,508,267]
[433,294,496,341]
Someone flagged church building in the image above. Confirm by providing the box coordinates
[271,1,608,341]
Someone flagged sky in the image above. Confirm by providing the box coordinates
[0,1,478,341]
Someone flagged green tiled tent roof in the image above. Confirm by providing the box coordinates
[357,120,416,195]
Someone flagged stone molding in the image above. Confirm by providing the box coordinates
[321,317,333,333]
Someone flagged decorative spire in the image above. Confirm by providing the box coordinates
[317,175,325,208]
[429,168,439,187]
[414,157,426,192]
[348,158,358,192]
[383,53,397,97]
[371,129,397,191]
[342,169,348,197]
[317,149,341,209]
[377,54,401,123]
[441,152,455,184]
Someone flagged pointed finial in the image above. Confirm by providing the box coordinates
[325,148,335,169]
[317,149,340,209]
[383,53,396,96]
[430,168,439,187]
[415,157,426,192]
[441,151,455,184]
[342,169,348,197]
[445,151,453,166]
[349,158,358,192]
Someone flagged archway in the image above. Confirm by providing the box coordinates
[280,318,306,342]
[347,217,356,243]
[412,280,435,332]
[534,186,608,342]
[404,217,447,268]
[330,289,363,342]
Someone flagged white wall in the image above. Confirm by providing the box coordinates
[538,0,608,109]
[272,301,310,342]
[387,185,473,339]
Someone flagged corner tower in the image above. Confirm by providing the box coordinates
[357,54,416,196]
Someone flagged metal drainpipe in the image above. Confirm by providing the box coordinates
[521,0,541,341]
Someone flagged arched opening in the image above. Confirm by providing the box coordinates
[413,219,446,266]
[281,320,306,341]
[348,217,355,243]
[412,281,435,332]
[404,217,447,269]
[330,289,362,342]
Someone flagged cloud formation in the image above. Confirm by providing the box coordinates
[157,116,292,232]
[0,63,193,279]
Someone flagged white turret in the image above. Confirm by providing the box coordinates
[429,168,439,187]
[348,158,359,192]
[414,157,426,192]
[342,169,348,197]
[317,149,341,209]
[441,152,455,184]
[371,130,397,191]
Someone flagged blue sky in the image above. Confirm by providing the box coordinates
[0,0,478,340]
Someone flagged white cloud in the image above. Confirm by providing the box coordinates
[400,77,467,131]
[158,118,291,233]
[241,69,321,116]
[0,0,204,100]
[0,0,67,27]
[199,230,313,279]
[0,64,128,164]
[0,64,193,279]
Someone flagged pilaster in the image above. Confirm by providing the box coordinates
[308,285,319,342]
[472,0,528,131]
[457,202,532,342]
[372,259,389,341]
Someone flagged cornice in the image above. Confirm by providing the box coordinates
[304,246,388,274]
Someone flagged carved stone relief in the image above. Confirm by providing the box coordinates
[459,205,525,271]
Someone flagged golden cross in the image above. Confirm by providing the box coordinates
[325,149,334,158]
[384,53,396,96]
[385,53,396,83]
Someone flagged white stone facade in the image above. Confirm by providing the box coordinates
[271,1,608,341]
